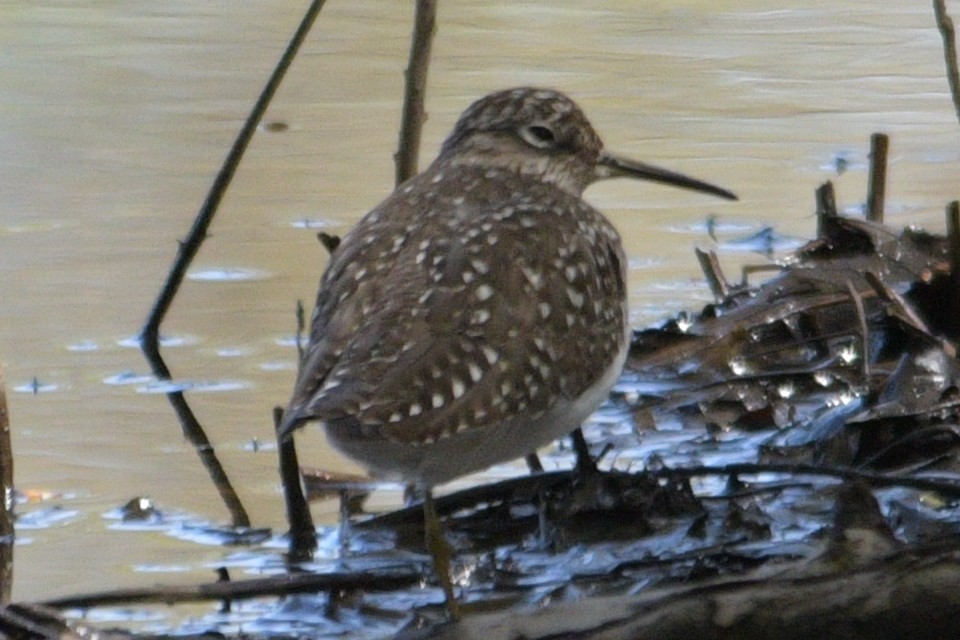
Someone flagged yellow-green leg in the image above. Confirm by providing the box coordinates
[423,490,461,620]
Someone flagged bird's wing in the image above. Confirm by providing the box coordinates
[283,179,626,444]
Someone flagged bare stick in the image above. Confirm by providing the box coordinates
[274,407,316,559]
[866,133,888,222]
[654,462,960,498]
[295,299,306,370]
[865,271,958,358]
[317,231,340,254]
[865,272,934,334]
[40,570,419,610]
[740,263,784,288]
[947,201,960,336]
[935,0,960,127]
[139,0,329,528]
[948,201,960,282]
[694,247,729,301]
[845,279,871,380]
[395,0,437,185]
[0,364,12,604]
[815,181,837,239]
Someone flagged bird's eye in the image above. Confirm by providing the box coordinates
[519,124,557,148]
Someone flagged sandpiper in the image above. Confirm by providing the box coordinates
[279,87,736,618]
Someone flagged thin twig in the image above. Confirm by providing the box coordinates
[274,407,316,559]
[934,0,960,127]
[0,363,12,604]
[395,0,437,185]
[856,424,960,471]
[361,459,960,531]
[138,0,329,528]
[40,570,420,610]
[866,132,888,223]
[947,201,960,337]
[317,231,340,254]
[865,271,958,357]
[740,263,784,288]
[815,181,837,239]
[694,247,729,301]
[653,462,960,498]
[295,299,306,370]
[845,279,871,380]
[0,604,81,640]
[947,201,960,284]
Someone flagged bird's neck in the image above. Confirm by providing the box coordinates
[429,151,588,197]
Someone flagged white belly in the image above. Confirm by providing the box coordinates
[326,339,628,489]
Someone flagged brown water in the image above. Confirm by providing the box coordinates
[1,0,958,602]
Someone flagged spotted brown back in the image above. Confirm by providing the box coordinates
[287,161,627,450]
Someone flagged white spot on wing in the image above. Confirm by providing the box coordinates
[468,362,483,382]
[475,284,494,301]
[521,266,543,289]
[567,288,585,308]
[471,309,491,324]
[470,258,490,274]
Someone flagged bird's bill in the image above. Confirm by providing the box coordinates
[596,152,738,201]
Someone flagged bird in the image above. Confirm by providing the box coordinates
[277,87,736,619]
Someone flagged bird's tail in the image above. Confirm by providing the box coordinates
[275,403,305,443]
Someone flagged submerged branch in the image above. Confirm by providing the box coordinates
[41,570,419,610]
[138,0,330,529]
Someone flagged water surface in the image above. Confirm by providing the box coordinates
[1,0,957,602]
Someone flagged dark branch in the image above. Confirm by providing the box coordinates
[394,0,437,185]
[866,132,888,222]
[934,0,960,127]
[137,0,330,528]
[0,364,12,604]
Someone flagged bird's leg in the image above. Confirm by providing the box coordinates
[571,427,597,475]
[524,452,545,473]
[404,483,422,506]
[337,488,352,558]
[422,490,460,620]
[536,488,551,549]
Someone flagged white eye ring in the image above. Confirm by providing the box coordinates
[519,124,557,148]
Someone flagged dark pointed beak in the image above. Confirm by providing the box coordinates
[596,152,738,201]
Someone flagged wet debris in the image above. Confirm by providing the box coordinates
[627,193,960,473]
[28,136,960,638]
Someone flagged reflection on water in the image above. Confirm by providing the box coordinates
[1,0,958,603]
